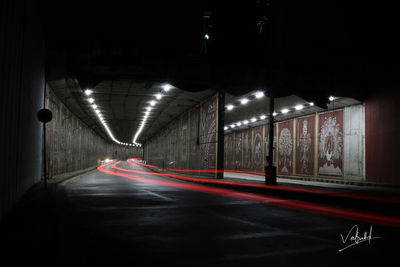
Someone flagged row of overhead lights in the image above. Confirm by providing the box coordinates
[224,102,315,130]
[132,83,173,146]
[225,95,338,130]
[83,89,140,147]
[225,91,265,111]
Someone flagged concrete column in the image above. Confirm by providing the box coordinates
[265,94,277,184]
[216,91,225,179]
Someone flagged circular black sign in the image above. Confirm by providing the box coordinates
[37,109,53,123]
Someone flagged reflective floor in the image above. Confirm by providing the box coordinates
[1,161,399,266]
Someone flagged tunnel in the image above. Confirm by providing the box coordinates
[1,0,399,266]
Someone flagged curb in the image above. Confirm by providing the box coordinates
[48,165,98,186]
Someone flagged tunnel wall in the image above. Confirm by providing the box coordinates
[365,89,400,185]
[145,100,366,182]
[144,94,218,174]
[0,0,45,219]
[45,85,142,177]
[224,104,365,182]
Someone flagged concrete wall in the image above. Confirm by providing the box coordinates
[45,85,142,178]
[343,104,365,181]
[365,89,400,185]
[144,94,218,174]
[0,0,45,219]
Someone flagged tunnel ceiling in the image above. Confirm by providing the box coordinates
[39,0,397,144]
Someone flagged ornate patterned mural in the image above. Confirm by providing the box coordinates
[243,128,252,169]
[252,126,263,171]
[235,131,242,169]
[278,120,293,175]
[317,109,344,177]
[200,95,217,170]
[295,115,315,176]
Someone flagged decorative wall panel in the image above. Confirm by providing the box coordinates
[243,128,252,170]
[200,95,217,170]
[235,131,242,169]
[278,120,294,175]
[317,109,344,177]
[252,126,264,171]
[295,115,315,176]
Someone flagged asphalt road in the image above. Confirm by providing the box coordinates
[1,160,399,266]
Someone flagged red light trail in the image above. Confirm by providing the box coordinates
[97,160,400,228]
[126,159,400,205]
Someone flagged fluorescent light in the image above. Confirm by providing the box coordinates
[162,84,173,92]
[237,122,242,126]
[309,102,314,106]
[273,112,277,116]
[155,93,163,100]
[95,109,100,114]
[243,120,249,125]
[88,98,94,103]
[295,104,304,110]
[146,106,152,111]
[150,100,156,106]
[254,91,264,98]
[281,108,289,114]
[226,104,234,111]
[329,96,335,101]
[92,104,97,109]
[240,98,249,105]
[224,126,228,130]
[251,117,257,122]
[84,89,93,96]
[260,115,266,120]
[230,124,236,128]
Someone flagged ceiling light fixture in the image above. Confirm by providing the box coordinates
[84,89,93,96]
[162,83,173,92]
[240,98,249,105]
[226,104,234,111]
[88,98,94,103]
[155,93,163,100]
[254,91,264,99]
[295,104,304,110]
[281,108,289,114]
[260,115,266,120]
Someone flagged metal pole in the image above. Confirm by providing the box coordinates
[265,93,277,184]
[43,123,47,189]
[216,91,225,179]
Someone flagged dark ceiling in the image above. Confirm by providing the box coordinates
[40,0,399,99]
[38,0,399,144]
